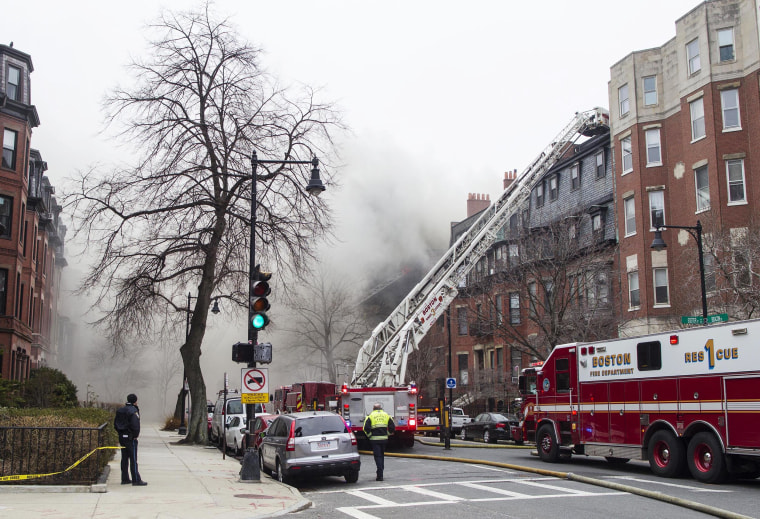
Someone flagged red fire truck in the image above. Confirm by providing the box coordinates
[511,319,760,483]
[338,383,418,448]
[273,382,338,413]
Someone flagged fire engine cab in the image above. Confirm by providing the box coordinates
[338,383,418,448]
[512,319,760,483]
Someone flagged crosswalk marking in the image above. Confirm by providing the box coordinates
[460,481,530,498]
[604,476,732,493]
[400,485,465,501]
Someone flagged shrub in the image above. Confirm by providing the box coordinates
[21,367,78,408]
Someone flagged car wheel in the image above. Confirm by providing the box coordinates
[648,430,686,478]
[460,429,467,441]
[275,459,289,484]
[537,424,560,463]
[484,430,494,444]
[234,439,240,456]
[687,432,727,484]
[344,469,359,483]
[259,450,271,476]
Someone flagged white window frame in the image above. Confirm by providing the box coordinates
[624,196,636,237]
[2,129,17,170]
[645,129,662,166]
[720,89,741,130]
[570,164,580,190]
[592,213,603,232]
[643,75,657,106]
[628,271,640,310]
[718,27,734,62]
[6,65,21,102]
[548,175,558,201]
[726,158,747,205]
[695,165,710,212]
[595,151,605,179]
[536,182,544,207]
[687,38,701,75]
[509,292,520,325]
[621,136,633,174]
[648,190,665,230]
[690,98,705,142]
[619,83,630,116]
[653,268,670,306]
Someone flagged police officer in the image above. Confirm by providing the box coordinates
[363,402,395,481]
[114,393,147,486]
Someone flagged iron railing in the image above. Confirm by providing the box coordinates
[0,422,110,485]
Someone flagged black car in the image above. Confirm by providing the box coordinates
[460,412,518,443]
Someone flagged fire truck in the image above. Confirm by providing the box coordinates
[337,382,419,448]
[272,382,338,413]
[511,319,760,483]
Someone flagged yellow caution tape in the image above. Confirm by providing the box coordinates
[0,446,123,482]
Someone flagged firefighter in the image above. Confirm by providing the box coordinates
[363,402,395,481]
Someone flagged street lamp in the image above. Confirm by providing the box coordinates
[650,220,708,324]
[239,150,326,481]
[179,293,220,435]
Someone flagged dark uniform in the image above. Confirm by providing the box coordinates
[363,404,395,481]
[114,393,147,486]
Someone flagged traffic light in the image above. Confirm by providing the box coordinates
[250,265,271,331]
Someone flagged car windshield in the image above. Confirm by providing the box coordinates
[294,416,346,437]
[228,400,244,414]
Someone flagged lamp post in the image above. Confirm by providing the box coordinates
[650,220,708,324]
[179,292,220,435]
[239,150,325,481]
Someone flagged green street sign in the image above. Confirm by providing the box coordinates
[681,313,728,325]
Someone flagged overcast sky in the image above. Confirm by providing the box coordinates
[2,0,702,409]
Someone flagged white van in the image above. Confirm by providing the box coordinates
[210,393,267,445]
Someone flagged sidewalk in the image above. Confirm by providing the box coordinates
[0,424,311,519]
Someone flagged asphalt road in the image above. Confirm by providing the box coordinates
[275,438,758,519]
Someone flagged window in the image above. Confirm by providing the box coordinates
[570,164,580,190]
[548,175,558,201]
[704,253,716,292]
[695,165,710,211]
[726,159,746,204]
[621,136,633,173]
[495,294,503,325]
[544,280,554,308]
[0,195,12,239]
[595,151,605,179]
[648,190,665,229]
[555,358,570,392]
[618,83,630,116]
[508,243,519,266]
[2,129,17,170]
[628,271,640,309]
[637,341,662,371]
[509,292,520,325]
[645,129,661,165]
[687,38,701,75]
[624,196,636,236]
[458,354,469,385]
[654,268,670,305]
[528,282,537,317]
[535,182,544,207]
[718,27,734,62]
[457,307,468,335]
[6,65,21,101]
[643,76,657,106]
[0,269,6,315]
[721,89,740,130]
[690,98,705,141]
[592,213,603,232]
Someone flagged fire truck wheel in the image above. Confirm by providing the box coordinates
[687,432,728,484]
[648,430,686,478]
[537,424,560,463]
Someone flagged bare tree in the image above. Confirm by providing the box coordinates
[465,216,618,362]
[406,315,448,403]
[64,5,344,443]
[283,267,368,383]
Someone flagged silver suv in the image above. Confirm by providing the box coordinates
[259,411,360,484]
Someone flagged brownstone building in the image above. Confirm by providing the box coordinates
[609,0,760,335]
[0,43,67,382]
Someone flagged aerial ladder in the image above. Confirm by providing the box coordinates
[351,108,610,388]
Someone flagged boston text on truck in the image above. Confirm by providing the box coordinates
[511,319,760,483]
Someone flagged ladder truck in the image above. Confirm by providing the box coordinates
[338,108,610,447]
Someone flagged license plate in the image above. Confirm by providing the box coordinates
[313,440,335,451]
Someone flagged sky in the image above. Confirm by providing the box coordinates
[1,0,702,417]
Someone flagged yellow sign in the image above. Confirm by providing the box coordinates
[242,392,268,404]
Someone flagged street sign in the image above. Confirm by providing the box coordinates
[240,368,269,396]
[446,377,456,389]
[681,313,729,325]
[242,392,269,404]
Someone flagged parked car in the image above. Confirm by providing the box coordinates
[259,411,360,484]
[460,412,518,443]
[211,394,267,446]
[207,401,215,436]
[224,415,247,455]
[251,413,277,452]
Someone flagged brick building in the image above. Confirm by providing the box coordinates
[609,0,760,335]
[0,43,67,382]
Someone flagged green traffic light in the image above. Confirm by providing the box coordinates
[251,313,268,329]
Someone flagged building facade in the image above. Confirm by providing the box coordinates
[0,43,67,382]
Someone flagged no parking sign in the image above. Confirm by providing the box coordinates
[241,367,269,404]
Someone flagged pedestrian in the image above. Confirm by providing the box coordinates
[114,393,147,486]
[363,402,395,481]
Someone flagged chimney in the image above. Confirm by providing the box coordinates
[467,192,490,217]
[503,169,517,190]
